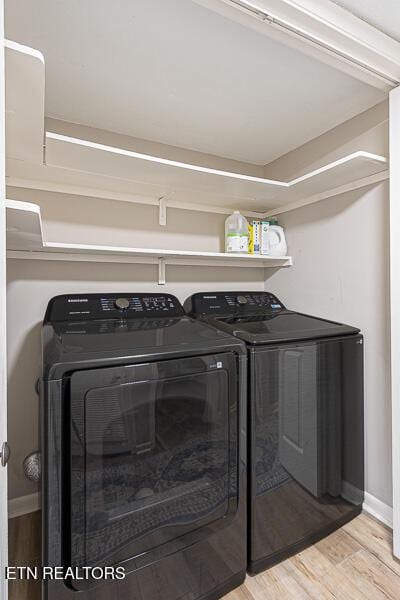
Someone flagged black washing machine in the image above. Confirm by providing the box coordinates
[184,291,364,574]
[40,293,247,600]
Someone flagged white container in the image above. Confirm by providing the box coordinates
[260,221,270,255]
[268,225,287,256]
[225,211,249,253]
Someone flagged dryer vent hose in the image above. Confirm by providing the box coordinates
[23,451,41,483]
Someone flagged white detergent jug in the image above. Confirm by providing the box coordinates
[225,211,249,254]
[267,225,287,257]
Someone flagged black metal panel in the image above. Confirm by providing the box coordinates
[184,292,359,344]
[248,334,364,572]
[44,293,185,323]
[184,291,285,315]
[41,315,244,381]
[42,351,247,600]
[68,354,238,586]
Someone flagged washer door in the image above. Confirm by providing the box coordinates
[66,352,238,588]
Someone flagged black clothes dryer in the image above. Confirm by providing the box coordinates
[184,291,364,574]
[40,293,247,600]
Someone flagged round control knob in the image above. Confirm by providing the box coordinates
[115,297,130,311]
[236,295,248,306]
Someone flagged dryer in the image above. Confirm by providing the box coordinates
[40,293,247,600]
[185,291,364,574]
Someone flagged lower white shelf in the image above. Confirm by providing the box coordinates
[6,200,292,282]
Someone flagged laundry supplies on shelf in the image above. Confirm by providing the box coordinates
[224,214,287,257]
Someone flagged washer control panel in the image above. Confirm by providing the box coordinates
[185,292,285,315]
[45,293,185,322]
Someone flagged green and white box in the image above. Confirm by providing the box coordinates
[260,221,270,255]
[250,220,261,254]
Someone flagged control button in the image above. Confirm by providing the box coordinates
[115,297,130,311]
[236,295,248,305]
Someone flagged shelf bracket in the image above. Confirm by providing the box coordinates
[158,257,166,285]
[159,197,167,226]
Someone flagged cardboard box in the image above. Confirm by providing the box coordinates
[248,220,261,254]
[260,221,270,255]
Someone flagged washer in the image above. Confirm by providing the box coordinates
[41,292,247,600]
[184,291,364,574]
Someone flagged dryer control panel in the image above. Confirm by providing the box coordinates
[44,293,185,322]
[185,291,285,315]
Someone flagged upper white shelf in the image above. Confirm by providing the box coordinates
[43,132,388,213]
[6,200,292,273]
[4,39,389,216]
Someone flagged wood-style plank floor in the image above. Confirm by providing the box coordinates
[223,513,400,600]
[8,511,41,600]
[8,511,400,599]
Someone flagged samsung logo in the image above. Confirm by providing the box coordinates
[68,298,88,303]
[203,295,217,299]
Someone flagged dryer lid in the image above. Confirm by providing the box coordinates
[213,311,360,344]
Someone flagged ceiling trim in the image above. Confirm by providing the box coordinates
[193,0,400,92]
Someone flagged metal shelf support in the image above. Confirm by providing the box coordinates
[158,257,166,285]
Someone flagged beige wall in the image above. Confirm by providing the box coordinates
[6,190,265,500]
[46,117,266,178]
[264,101,388,180]
[263,102,391,508]
[265,194,391,506]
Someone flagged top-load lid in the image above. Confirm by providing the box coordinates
[185,291,360,344]
[42,292,246,379]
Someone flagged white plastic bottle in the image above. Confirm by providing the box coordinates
[225,211,249,254]
[267,217,288,257]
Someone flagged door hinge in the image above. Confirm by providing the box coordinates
[0,442,10,467]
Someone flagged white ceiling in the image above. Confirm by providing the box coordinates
[5,0,385,165]
[332,0,400,42]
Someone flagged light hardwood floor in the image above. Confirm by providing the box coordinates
[224,513,400,600]
[8,511,41,600]
[8,511,400,600]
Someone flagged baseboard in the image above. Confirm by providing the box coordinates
[363,492,393,528]
[8,492,40,519]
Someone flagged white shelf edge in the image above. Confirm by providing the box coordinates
[5,200,292,269]
[6,198,41,214]
[4,39,45,65]
[6,249,292,268]
[43,240,291,262]
[267,170,390,216]
[46,131,388,188]
[289,151,387,186]
[46,132,289,188]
